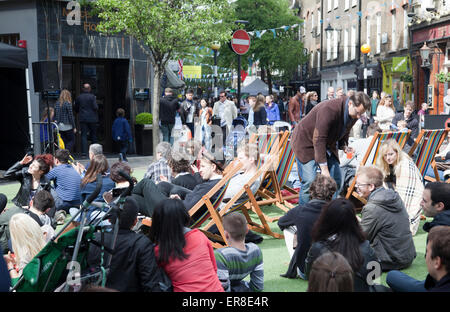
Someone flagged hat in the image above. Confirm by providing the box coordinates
[299,86,306,93]
[165,87,173,93]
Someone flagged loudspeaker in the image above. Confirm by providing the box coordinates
[32,61,60,93]
[424,114,450,130]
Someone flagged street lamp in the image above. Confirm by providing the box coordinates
[421,42,443,114]
[361,43,371,95]
[420,42,431,67]
[211,41,221,99]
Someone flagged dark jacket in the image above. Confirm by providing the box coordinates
[87,229,166,292]
[0,246,10,291]
[112,117,132,142]
[74,91,98,123]
[391,112,419,145]
[160,95,180,125]
[423,209,450,233]
[278,199,327,276]
[179,99,197,124]
[304,238,379,292]
[425,273,450,292]
[253,107,267,126]
[4,162,51,208]
[360,187,416,271]
[172,172,203,191]
[292,96,357,164]
[305,100,318,115]
[184,178,222,223]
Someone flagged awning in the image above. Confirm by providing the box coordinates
[0,42,28,69]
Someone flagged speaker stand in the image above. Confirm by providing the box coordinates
[44,91,55,156]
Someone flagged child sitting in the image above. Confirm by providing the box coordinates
[214,212,264,292]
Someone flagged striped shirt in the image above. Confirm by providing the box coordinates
[46,164,81,201]
[214,243,264,292]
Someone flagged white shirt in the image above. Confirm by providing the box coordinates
[375,105,395,131]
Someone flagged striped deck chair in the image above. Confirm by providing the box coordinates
[256,131,297,212]
[408,129,449,182]
[187,161,244,249]
[202,154,284,242]
[345,130,411,206]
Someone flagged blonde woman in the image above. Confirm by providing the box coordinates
[4,213,46,282]
[375,139,424,235]
[305,91,319,115]
[374,95,396,131]
[55,89,76,152]
[248,94,267,128]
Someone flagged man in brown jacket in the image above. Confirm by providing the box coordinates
[292,91,370,204]
[289,86,306,126]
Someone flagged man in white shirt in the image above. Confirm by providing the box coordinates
[213,91,237,146]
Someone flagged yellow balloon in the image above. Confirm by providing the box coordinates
[361,44,371,54]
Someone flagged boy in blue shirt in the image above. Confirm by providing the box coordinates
[112,108,132,162]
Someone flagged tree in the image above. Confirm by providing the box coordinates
[217,0,307,93]
[94,0,234,153]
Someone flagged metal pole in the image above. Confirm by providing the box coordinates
[364,54,368,95]
[214,50,218,98]
[237,54,241,108]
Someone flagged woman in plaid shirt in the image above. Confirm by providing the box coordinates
[54,89,76,152]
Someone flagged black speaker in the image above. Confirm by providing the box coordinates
[32,61,59,93]
[424,114,450,130]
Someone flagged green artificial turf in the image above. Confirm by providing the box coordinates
[0,167,430,292]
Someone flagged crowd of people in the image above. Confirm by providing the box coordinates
[1,83,450,293]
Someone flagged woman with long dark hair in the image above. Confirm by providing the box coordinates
[4,153,54,208]
[304,198,379,292]
[149,198,224,292]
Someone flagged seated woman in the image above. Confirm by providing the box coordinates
[149,199,224,292]
[130,150,226,220]
[75,154,115,221]
[103,161,137,204]
[304,198,381,292]
[375,139,424,235]
[4,213,46,285]
[3,153,54,209]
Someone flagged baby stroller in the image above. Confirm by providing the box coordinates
[11,172,134,292]
[224,116,249,161]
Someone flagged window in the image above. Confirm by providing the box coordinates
[351,25,356,60]
[311,12,315,33]
[376,13,381,54]
[391,11,396,51]
[403,9,408,49]
[334,0,339,10]
[366,17,371,49]
[0,33,20,46]
[328,0,332,12]
[333,30,338,59]
[317,10,321,36]
[317,50,321,70]
[345,0,350,10]
[344,29,349,61]
[352,0,357,7]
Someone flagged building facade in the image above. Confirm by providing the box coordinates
[0,0,156,157]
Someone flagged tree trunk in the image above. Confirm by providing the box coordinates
[260,66,266,83]
[267,69,273,95]
[152,69,161,156]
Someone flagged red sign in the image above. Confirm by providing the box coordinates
[231,30,251,55]
[413,23,450,44]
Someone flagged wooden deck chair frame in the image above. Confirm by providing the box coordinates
[248,130,290,222]
[407,128,449,183]
[345,130,411,206]
[201,153,284,245]
[187,161,244,249]
[256,130,298,211]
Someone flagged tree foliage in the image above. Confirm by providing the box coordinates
[94,0,234,151]
[217,0,307,89]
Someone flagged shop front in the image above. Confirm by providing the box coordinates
[381,56,413,111]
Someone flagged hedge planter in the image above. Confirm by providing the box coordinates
[135,124,153,156]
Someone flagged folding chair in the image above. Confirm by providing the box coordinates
[408,128,449,182]
[201,153,284,245]
[187,161,244,249]
[256,131,298,211]
[345,130,411,206]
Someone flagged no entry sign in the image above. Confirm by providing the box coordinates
[231,30,251,55]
